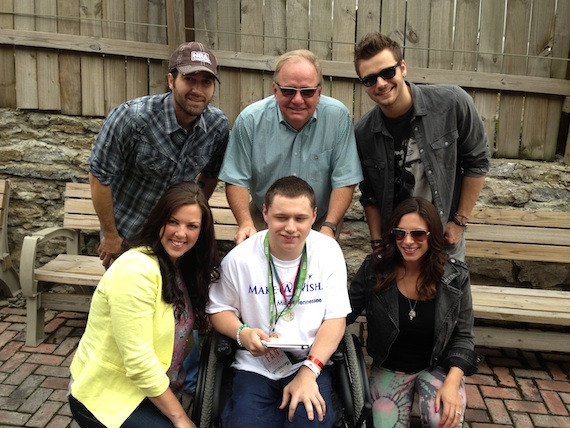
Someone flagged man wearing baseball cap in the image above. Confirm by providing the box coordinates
[89,41,228,268]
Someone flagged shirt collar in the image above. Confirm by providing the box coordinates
[164,92,209,134]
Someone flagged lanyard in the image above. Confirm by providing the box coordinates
[263,233,307,335]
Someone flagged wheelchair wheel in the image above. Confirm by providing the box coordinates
[192,332,217,427]
[192,332,235,428]
[333,328,372,428]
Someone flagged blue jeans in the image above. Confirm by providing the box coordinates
[183,329,200,394]
[69,394,176,427]
[222,367,334,427]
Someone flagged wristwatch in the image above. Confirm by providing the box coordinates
[321,221,337,234]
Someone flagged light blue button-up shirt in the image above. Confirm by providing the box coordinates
[219,95,363,218]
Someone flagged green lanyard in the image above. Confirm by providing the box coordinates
[263,233,307,335]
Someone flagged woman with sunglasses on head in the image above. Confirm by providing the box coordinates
[68,182,220,428]
[348,197,482,428]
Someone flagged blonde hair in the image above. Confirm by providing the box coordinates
[273,50,323,85]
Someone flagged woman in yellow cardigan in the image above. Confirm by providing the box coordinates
[68,181,220,428]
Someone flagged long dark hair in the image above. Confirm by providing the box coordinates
[125,181,220,329]
[373,197,446,299]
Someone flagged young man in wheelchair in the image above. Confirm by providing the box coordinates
[207,176,351,427]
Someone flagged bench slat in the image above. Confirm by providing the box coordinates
[465,240,570,263]
[211,208,238,225]
[41,293,92,313]
[35,254,105,286]
[466,223,570,246]
[470,208,570,228]
[473,305,570,325]
[474,326,570,353]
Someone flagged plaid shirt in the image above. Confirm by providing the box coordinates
[89,92,229,238]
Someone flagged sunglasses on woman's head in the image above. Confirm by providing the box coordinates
[359,62,401,87]
[275,83,320,98]
[391,228,430,242]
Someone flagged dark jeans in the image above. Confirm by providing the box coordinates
[69,394,177,427]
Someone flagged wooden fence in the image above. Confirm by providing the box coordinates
[1,0,569,163]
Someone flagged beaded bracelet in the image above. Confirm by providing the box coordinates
[236,323,249,347]
[302,359,321,378]
[307,355,324,370]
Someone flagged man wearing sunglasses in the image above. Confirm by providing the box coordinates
[353,33,490,261]
[219,49,363,244]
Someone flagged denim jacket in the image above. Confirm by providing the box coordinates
[348,254,483,376]
[355,82,490,232]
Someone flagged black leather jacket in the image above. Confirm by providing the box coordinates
[348,254,483,376]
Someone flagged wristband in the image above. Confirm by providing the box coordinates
[302,359,321,378]
[236,323,249,347]
[451,215,468,230]
[321,221,337,234]
[307,355,324,370]
[370,239,384,250]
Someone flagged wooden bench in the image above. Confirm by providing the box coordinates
[0,179,21,297]
[20,182,238,346]
[465,207,570,353]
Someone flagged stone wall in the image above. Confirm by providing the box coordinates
[1,108,569,290]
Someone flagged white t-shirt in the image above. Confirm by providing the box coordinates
[207,230,351,379]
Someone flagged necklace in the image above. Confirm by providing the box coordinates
[407,298,418,321]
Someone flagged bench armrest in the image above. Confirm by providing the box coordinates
[20,227,81,297]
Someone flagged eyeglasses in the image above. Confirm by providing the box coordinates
[275,83,320,98]
[359,62,401,87]
[391,228,430,242]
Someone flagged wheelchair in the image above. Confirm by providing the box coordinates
[192,328,372,428]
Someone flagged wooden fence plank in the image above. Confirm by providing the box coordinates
[404,0,430,68]
[148,0,167,95]
[309,0,332,97]
[80,0,104,116]
[194,0,217,47]
[166,0,185,50]
[309,0,332,61]
[428,0,454,69]
[286,0,309,51]
[0,0,16,107]
[453,0,479,72]
[353,0,380,121]
[14,0,38,109]
[35,0,60,110]
[496,0,530,158]
[126,0,149,100]
[102,1,126,114]
[239,0,263,111]
[380,0,405,46]
[475,0,504,156]
[331,0,356,117]
[262,0,285,96]
[522,0,557,160]
[216,0,240,126]
[57,0,81,115]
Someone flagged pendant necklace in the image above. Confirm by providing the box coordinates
[407,298,418,321]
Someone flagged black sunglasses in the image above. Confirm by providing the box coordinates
[359,62,401,87]
[275,83,320,98]
[391,227,430,242]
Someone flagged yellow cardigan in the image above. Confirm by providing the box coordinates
[70,248,175,428]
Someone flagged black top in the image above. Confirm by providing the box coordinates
[382,290,436,374]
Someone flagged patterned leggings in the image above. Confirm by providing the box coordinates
[369,365,466,428]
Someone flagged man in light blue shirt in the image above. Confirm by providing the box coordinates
[219,50,363,244]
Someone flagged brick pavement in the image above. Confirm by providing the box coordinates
[1,297,569,427]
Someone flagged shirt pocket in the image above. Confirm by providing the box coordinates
[429,129,459,169]
[309,149,333,182]
[361,158,386,183]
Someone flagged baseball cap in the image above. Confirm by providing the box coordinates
[169,42,220,82]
